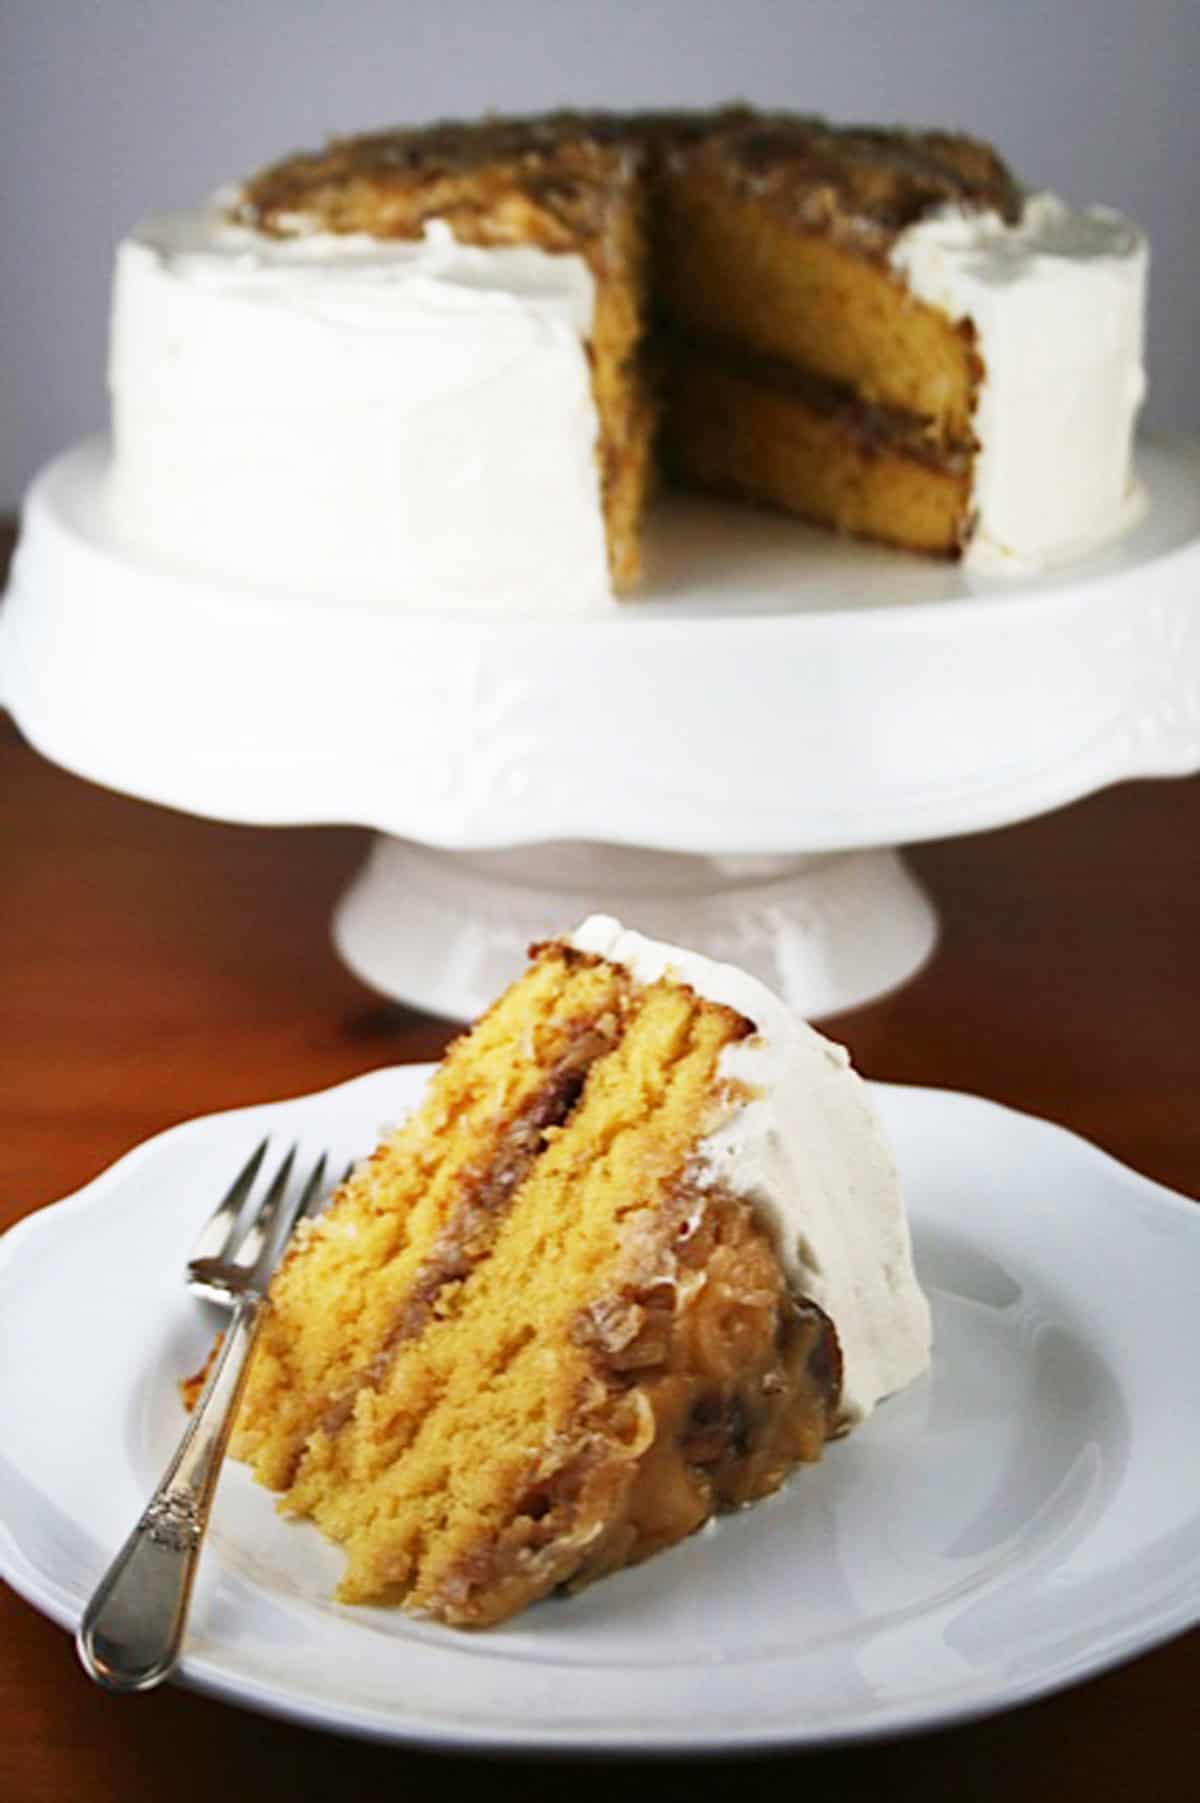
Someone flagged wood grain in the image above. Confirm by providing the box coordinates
[1,519,1196,1799]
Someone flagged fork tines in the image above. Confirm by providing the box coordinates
[186,1142,329,1306]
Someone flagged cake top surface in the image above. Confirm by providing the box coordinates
[236,106,1021,252]
[235,109,652,251]
[685,112,1022,247]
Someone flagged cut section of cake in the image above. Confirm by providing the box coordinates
[654,114,1147,565]
[657,117,1020,420]
[228,918,931,1628]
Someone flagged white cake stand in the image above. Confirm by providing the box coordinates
[3,436,1199,1019]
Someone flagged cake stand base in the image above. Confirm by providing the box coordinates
[331,838,938,1022]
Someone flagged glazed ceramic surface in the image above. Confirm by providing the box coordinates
[3,437,1199,854]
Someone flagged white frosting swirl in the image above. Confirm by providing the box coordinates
[569,916,932,1426]
[891,190,1148,570]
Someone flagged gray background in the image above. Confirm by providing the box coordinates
[2,0,1197,511]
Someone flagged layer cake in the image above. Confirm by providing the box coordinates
[107,109,1147,604]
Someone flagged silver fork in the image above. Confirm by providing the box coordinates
[76,1139,330,1692]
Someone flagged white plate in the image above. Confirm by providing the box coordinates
[2,1066,1198,1754]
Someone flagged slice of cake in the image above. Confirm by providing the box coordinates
[229,918,931,1628]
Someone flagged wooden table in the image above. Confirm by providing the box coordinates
[2,520,1197,1799]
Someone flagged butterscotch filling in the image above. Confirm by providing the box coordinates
[434,1189,838,1626]
[662,330,975,473]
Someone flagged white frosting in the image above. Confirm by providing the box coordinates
[569,916,932,1426]
[107,182,1145,601]
[106,206,611,610]
[891,190,1148,571]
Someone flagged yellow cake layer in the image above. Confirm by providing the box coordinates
[662,340,971,555]
[282,978,743,1612]
[233,945,633,1489]
[654,152,982,443]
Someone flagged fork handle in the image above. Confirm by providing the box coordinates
[76,1290,265,1691]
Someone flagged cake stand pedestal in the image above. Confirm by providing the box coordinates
[332,842,937,1021]
[3,436,1199,1019]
